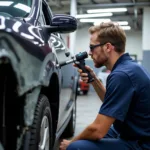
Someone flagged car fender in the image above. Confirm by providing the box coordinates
[0,33,59,97]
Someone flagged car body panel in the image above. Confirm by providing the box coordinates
[0,16,57,95]
[50,33,75,131]
[0,0,78,149]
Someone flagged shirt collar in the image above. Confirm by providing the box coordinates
[112,53,132,71]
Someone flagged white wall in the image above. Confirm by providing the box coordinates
[143,7,150,50]
[126,31,142,60]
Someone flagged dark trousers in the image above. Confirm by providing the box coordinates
[66,126,143,150]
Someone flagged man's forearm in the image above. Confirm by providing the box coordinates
[91,77,106,102]
[70,124,102,143]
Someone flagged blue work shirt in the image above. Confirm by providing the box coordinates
[99,53,150,149]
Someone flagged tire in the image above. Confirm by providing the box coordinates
[83,90,88,95]
[29,94,53,150]
[62,100,76,138]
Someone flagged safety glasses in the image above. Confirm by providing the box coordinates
[89,43,106,52]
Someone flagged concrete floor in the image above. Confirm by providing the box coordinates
[75,91,102,136]
[55,91,102,150]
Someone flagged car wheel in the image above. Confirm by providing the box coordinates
[83,90,88,95]
[62,100,76,138]
[29,94,53,150]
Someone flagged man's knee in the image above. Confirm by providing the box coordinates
[66,140,90,150]
[66,141,79,150]
[66,140,100,150]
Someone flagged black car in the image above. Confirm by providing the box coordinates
[0,0,78,150]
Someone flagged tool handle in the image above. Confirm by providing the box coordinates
[75,60,94,83]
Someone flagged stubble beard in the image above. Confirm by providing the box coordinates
[94,56,108,68]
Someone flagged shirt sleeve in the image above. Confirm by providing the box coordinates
[99,71,135,121]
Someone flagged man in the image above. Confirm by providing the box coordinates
[60,22,150,150]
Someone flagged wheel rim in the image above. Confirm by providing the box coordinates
[38,116,49,150]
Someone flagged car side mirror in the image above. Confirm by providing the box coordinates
[43,14,77,34]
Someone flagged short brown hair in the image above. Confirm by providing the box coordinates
[88,22,126,53]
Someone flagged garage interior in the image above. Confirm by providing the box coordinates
[49,0,150,90]
[49,0,150,150]
[49,0,150,31]
[0,0,150,150]
[49,0,150,72]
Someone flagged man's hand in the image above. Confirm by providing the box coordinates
[73,64,96,83]
[59,139,71,150]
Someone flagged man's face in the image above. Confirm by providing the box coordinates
[89,32,109,68]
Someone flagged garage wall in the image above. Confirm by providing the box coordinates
[143,51,150,73]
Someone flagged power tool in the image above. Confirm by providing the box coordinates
[58,51,94,83]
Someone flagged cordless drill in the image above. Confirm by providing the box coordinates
[58,51,94,83]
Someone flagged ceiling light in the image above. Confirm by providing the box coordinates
[76,13,113,19]
[93,22,131,30]
[87,8,127,13]
[0,1,13,6]
[94,21,128,26]
[117,21,128,25]
[120,26,131,30]
[113,21,128,25]
[80,18,111,23]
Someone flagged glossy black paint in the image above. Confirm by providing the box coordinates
[50,14,77,33]
[0,0,78,149]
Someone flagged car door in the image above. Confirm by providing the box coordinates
[40,0,74,131]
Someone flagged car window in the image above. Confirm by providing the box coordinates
[42,0,52,25]
[0,0,32,17]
